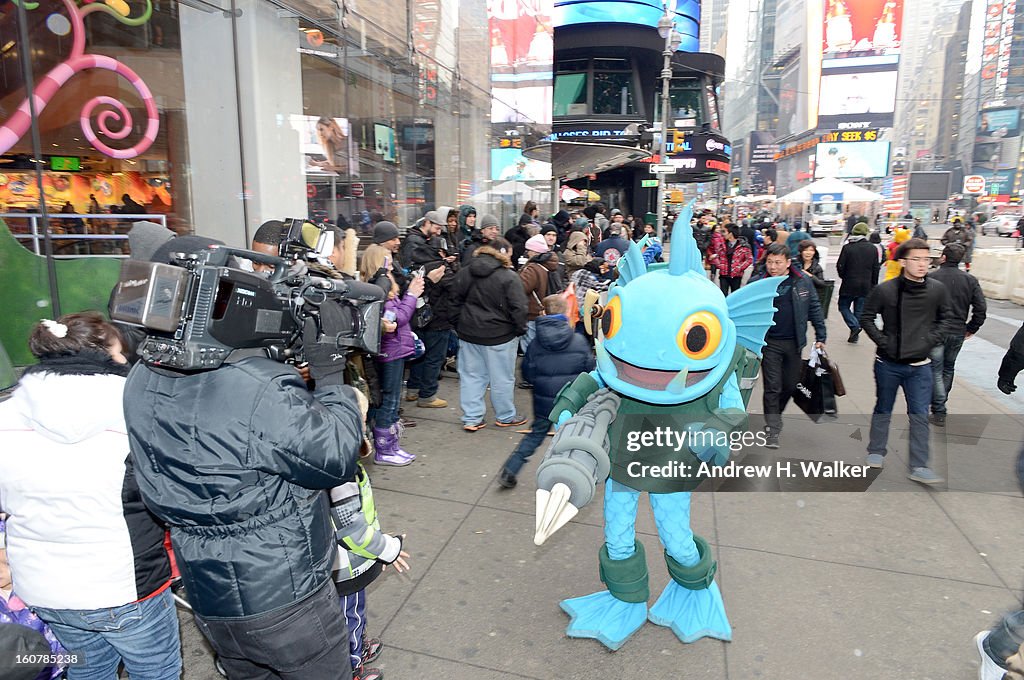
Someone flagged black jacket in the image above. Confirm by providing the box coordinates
[999,323,1024,384]
[859,276,951,363]
[450,246,528,345]
[522,315,595,419]
[751,266,826,349]
[400,226,445,269]
[124,358,364,619]
[836,237,880,297]
[505,225,531,269]
[928,263,986,335]
[423,260,457,332]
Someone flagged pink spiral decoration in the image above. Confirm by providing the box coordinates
[0,0,159,159]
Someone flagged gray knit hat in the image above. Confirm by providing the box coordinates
[478,214,500,229]
[127,221,174,261]
[372,221,400,243]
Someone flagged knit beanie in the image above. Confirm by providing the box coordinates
[479,214,500,230]
[525,234,549,253]
[372,221,400,244]
[852,223,870,236]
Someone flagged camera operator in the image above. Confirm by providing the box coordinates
[124,237,367,679]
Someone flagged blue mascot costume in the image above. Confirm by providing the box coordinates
[533,202,784,650]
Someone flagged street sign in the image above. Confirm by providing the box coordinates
[649,164,676,174]
[963,175,986,194]
[641,179,659,188]
[351,182,365,197]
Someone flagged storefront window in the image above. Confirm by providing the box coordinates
[592,59,635,115]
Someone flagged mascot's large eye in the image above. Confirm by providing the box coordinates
[676,311,722,360]
[601,296,622,339]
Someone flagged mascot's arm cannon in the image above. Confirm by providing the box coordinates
[534,387,620,546]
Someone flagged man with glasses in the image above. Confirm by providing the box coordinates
[859,238,952,484]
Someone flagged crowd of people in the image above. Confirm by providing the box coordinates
[1,200,1023,680]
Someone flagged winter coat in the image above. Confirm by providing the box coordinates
[928,263,986,336]
[859,276,951,364]
[836,237,880,297]
[422,261,457,332]
[505,225,531,268]
[594,236,631,280]
[750,267,826,349]
[941,225,974,247]
[712,237,753,278]
[0,352,170,610]
[458,204,477,242]
[520,255,561,321]
[999,323,1024,385]
[450,245,528,345]
[378,293,419,361]
[522,315,595,419]
[796,255,826,290]
[124,358,364,618]
[400,226,444,269]
[563,231,591,276]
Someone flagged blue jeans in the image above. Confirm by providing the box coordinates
[458,338,518,425]
[33,588,181,680]
[406,329,450,400]
[503,416,552,475]
[838,294,866,331]
[868,358,932,469]
[929,335,965,415]
[519,320,537,354]
[369,358,405,428]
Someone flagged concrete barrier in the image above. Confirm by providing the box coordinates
[971,247,1023,300]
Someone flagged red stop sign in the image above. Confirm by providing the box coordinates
[306,184,316,198]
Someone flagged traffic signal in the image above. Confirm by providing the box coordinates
[731,177,741,189]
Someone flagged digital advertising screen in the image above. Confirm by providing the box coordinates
[814,140,890,179]
[491,148,552,180]
[489,0,554,124]
[977,107,1021,138]
[822,0,903,67]
[290,115,359,177]
[817,68,897,128]
[553,0,700,51]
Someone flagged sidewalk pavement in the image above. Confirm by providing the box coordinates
[178,307,1024,680]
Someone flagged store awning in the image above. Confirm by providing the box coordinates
[524,141,653,181]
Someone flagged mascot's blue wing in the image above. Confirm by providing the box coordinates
[617,237,649,285]
[726,276,786,355]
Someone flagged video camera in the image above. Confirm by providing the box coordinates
[110,220,384,371]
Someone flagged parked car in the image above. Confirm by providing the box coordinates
[985,214,1022,237]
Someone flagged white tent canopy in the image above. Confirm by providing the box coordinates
[777,178,884,203]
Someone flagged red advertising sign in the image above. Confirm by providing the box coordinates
[351,182,365,198]
[823,0,903,63]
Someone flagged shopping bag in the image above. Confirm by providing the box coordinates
[561,281,579,326]
[792,348,838,422]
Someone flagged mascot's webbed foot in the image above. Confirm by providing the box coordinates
[560,590,648,651]
[648,581,732,643]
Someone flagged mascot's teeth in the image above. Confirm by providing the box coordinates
[595,344,617,379]
[666,368,689,394]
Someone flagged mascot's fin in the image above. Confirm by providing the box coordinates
[726,276,786,355]
[668,200,703,277]
[560,591,648,651]
[617,240,648,285]
[648,581,733,643]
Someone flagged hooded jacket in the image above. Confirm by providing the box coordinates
[458,205,477,242]
[563,231,591,275]
[519,254,561,321]
[836,236,881,297]
[522,315,595,418]
[0,353,170,610]
[859,275,951,363]
[378,293,419,361]
[450,246,528,345]
[124,358,364,618]
[400,224,444,269]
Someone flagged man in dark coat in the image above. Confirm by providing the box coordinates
[927,243,986,424]
[998,323,1024,395]
[506,214,533,269]
[450,237,528,431]
[124,280,367,677]
[835,222,880,343]
[497,294,594,488]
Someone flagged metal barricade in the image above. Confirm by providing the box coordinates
[0,213,167,258]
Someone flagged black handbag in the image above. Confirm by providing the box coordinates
[793,348,838,422]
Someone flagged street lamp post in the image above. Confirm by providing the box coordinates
[655,11,682,240]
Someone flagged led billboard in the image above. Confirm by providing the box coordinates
[977,107,1020,138]
[814,140,890,179]
[822,0,903,68]
[491,148,552,180]
[489,0,553,124]
[817,69,897,128]
[553,0,700,52]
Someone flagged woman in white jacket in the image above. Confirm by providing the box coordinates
[0,313,181,680]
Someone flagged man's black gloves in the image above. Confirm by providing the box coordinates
[998,379,1017,395]
[303,301,350,385]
